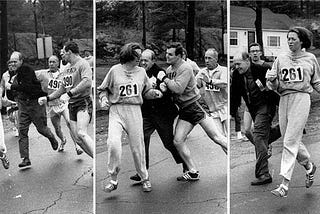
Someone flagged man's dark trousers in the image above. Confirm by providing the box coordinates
[143,114,184,169]
[18,99,56,159]
[251,104,281,178]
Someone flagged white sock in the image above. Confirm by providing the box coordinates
[280,184,288,190]
[237,131,243,138]
[306,162,313,174]
[110,180,118,185]
[189,169,198,174]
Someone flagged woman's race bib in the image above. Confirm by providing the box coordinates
[119,82,139,98]
[280,66,303,83]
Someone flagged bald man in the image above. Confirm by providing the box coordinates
[36,55,83,155]
[129,49,187,182]
[232,52,281,185]
[5,52,59,168]
[38,42,93,158]
[196,48,228,136]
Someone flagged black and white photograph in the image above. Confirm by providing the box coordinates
[230,1,320,213]
[0,0,94,213]
[95,0,227,213]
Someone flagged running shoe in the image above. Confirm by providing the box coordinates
[0,153,9,169]
[58,138,67,152]
[103,180,118,193]
[177,171,200,181]
[306,162,316,188]
[271,184,288,198]
[141,180,152,192]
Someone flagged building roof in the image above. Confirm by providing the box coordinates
[230,6,294,31]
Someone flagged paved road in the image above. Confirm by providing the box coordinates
[96,124,227,214]
[230,93,320,214]
[0,116,93,214]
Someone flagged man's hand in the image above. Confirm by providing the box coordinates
[38,96,47,105]
[157,71,166,81]
[100,96,110,109]
[198,72,209,83]
[265,69,277,82]
[60,93,70,102]
[159,82,167,92]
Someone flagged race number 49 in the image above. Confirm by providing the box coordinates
[119,83,139,97]
[281,66,303,82]
[48,78,61,90]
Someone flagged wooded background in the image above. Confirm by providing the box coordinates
[0,0,93,73]
[96,0,227,65]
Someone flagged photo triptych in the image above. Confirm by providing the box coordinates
[0,0,319,213]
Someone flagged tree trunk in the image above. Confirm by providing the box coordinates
[186,1,195,60]
[198,27,202,59]
[142,0,146,47]
[172,28,176,42]
[33,0,38,38]
[0,0,8,114]
[301,0,304,17]
[0,0,8,77]
[221,0,225,55]
[255,1,263,54]
[306,0,310,19]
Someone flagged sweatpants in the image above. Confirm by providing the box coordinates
[107,104,148,180]
[279,92,310,181]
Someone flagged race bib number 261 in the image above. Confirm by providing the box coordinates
[280,66,303,83]
[119,83,139,98]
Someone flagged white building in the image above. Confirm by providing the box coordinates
[230,6,294,61]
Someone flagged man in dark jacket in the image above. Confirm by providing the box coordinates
[6,51,58,167]
[232,51,281,185]
[129,49,187,181]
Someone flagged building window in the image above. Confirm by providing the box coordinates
[267,36,280,47]
[230,31,238,46]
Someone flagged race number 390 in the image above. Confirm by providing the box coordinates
[281,66,303,82]
[63,75,73,88]
[119,83,139,97]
